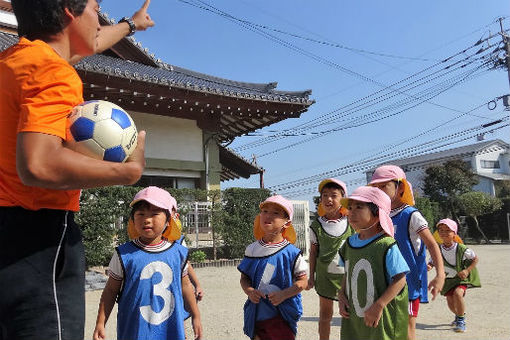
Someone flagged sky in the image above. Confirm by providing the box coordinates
[100,0,510,208]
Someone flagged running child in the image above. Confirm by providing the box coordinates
[369,165,445,340]
[427,218,480,333]
[93,186,202,340]
[307,178,353,340]
[338,186,409,340]
[238,195,308,340]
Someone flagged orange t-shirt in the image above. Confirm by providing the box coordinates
[0,38,82,211]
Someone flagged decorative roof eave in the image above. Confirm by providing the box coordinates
[75,55,314,106]
[219,146,263,181]
[79,71,309,142]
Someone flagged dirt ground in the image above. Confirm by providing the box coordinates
[84,244,510,340]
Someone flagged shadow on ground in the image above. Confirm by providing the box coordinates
[300,316,342,326]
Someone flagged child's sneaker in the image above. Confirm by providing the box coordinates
[450,316,458,327]
[454,318,466,332]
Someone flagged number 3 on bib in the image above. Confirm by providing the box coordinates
[139,261,175,325]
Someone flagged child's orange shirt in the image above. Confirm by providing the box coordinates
[0,38,82,211]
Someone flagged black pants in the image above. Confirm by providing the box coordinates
[0,207,85,340]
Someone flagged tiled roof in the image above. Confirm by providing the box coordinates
[384,139,509,167]
[219,146,263,181]
[0,31,313,105]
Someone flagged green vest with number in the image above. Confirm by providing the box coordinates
[441,243,481,295]
[340,235,408,340]
[310,218,353,300]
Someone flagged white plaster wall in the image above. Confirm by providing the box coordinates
[474,149,508,174]
[130,112,203,162]
[0,9,17,27]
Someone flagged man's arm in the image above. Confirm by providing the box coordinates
[16,131,145,190]
[70,0,155,65]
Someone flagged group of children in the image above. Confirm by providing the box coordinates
[91,164,481,340]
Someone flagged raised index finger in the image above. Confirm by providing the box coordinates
[141,0,151,10]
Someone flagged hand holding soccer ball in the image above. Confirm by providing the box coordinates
[66,100,138,163]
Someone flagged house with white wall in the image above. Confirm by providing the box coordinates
[366,139,510,196]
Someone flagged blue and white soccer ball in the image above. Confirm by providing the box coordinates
[66,100,138,163]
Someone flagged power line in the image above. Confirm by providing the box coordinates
[269,116,509,193]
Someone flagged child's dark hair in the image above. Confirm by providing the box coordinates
[367,202,379,217]
[12,0,89,41]
[321,182,345,196]
[130,200,171,221]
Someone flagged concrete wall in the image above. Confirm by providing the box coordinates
[131,111,203,162]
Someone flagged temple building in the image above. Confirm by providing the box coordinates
[0,1,314,190]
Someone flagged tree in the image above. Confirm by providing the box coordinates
[423,160,478,220]
[415,196,440,229]
[458,191,502,243]
[217,187,271,258]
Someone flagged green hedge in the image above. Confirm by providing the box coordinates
[76,186,270,267]
[216,187,271,258]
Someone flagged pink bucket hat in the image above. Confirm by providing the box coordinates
[254,195,297,243]
[130,186,177,212]
[128,187,181,241]
[341,186,394,237]
[436,218,458,234]
[369,165,415,206]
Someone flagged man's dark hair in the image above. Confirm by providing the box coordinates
[11,0,88,41]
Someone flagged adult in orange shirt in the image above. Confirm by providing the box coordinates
[0,1,154,339]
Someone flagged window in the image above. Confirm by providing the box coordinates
[480,160,500,169]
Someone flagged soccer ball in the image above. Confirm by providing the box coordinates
[66,100,138,163]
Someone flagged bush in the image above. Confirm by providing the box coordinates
[189,250,207,263]
[217,187,271,258]
[77,186,272,266]
[415,196,440,230]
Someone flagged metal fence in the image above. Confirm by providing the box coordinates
[291,200,310,259]
[181,201,213,248]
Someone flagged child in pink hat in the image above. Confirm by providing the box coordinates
[238,195,308,340]
[307,178,354,340]
[427,219,481,333]
[369,165,445,340]
[93,186,202,340]
[338,186,410,340]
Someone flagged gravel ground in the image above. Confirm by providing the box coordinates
[84,244,510,340]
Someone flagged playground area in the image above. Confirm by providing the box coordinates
[84,244,510,340]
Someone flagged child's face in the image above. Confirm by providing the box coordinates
[347,200,378,232]
[259,203,289,237]
[320,187,344,215]
[371,180,403,205]
[133,202,169,244]
[437,224,455,244]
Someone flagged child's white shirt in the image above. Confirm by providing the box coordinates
[428,242,476,277]
[244,239,308,278]
[108,238,188,281]
[309,216,349,245]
